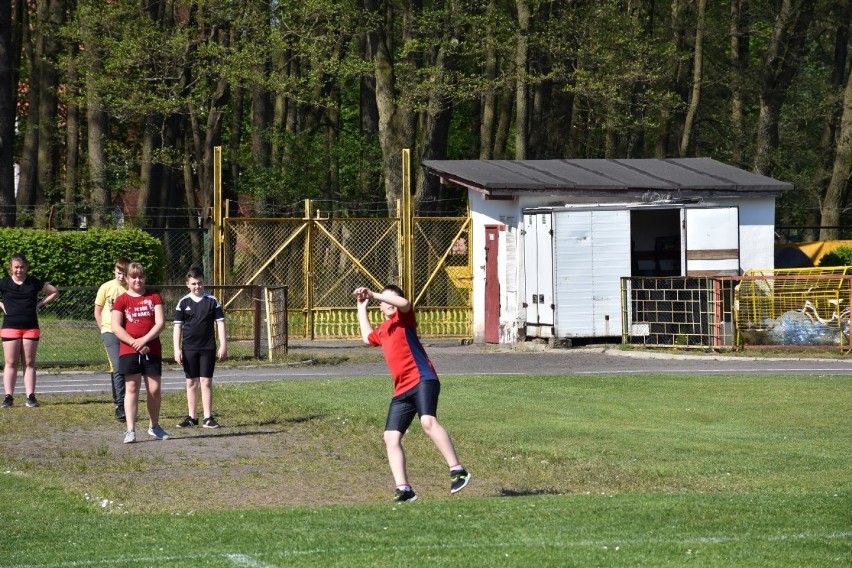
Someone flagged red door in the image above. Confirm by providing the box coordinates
[484,225,500,343]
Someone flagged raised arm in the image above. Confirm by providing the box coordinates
[368,290,411,313]
[354,287,375,344]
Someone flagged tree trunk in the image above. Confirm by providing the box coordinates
[63,45,80,228]
[200,74,229,218]
[494,82,513,159]
[514,0,530,159]
[811,0,850,240]
[271,46,288,168]
[626,0,653,158]
[16,8,39,221]
[359,38,380,196]
[137,115,160,227]
[605,101,618,158]
[0,0,19,226]
[229,84,243,200]
[729,0,750,167]
[819,65,852,240]
[529,80,547,159]
[753,0,815,176]
[367,0,416,214]
[35,0,64,213]
[323,86,340,203]
[479,0,498,160]
[86,56,109,227]
[416,106,452,214]
[679,0,706,157]
[655,0,690,158]
[153,115,181,227]
[415,1,456,213]
[248,0,271,215]
[251,80,271,214]
[192,23,229,223]
[182,130,203,268]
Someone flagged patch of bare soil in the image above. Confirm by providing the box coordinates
[0,405,464,513]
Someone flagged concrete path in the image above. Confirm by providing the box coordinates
[29,340,850,398]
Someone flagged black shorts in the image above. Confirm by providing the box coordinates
[118,353,163,377]
[182,349,217,379]
[385,379,441,433]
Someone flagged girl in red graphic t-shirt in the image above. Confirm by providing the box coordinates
[111,262,168,444]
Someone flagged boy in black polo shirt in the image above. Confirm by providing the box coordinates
[173,267,227,428]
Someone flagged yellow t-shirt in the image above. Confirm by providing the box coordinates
[94,280,128,334]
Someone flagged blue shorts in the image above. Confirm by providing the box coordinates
[385,379,440,433]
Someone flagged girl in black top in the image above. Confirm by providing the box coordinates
[0,253,59,408]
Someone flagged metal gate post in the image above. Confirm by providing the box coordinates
[402,149,412,300]
[254,285,262,358]
[212,146,222,286]
[304,199,315,340]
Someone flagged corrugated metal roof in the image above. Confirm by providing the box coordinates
[421,158,793,194]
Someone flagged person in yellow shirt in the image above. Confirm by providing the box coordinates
[94,257,131,421]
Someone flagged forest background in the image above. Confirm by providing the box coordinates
[0,0,850,240]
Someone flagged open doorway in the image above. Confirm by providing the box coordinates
[630,208,682,276]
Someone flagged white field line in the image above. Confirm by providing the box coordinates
[223,553,277,567]
[3,530,850,567]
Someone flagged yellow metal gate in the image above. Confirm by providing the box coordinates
[216,200,472,340]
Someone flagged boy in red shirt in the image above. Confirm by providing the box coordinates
[354,284,471,502]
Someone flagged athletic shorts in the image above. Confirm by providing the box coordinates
[182,349,217,379]
[118,353,163,377]
[385,379,441,433]
[1,328,40,341]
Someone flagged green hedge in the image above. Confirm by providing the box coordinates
[817,246,852,268]
[0,228,166,286]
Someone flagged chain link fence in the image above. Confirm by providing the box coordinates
[146,228,211,285]
[220,205,472,340]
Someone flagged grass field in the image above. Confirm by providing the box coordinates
[0,371,849,566]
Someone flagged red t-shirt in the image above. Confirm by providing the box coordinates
[112,290,163,357]
[368,307,438,396]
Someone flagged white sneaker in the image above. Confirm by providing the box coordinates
[148,425,169,440]
[123,430,136,444]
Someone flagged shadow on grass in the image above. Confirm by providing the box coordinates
[153,413,325,441]
[164,413,326,429]
[157,429,288,442]
[46,398,112,406]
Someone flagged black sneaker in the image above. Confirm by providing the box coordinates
[115,405,126,422]
[393,487,418,502]
[450,468,471,493]
[1,394,12,408]
[177,416,198,428]
[202,416,220,429]
[25,394,39,408]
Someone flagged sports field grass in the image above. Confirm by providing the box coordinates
[0,371,849,566]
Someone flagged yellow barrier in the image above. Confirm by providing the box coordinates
[735,267,851,347]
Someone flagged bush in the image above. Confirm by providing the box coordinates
[0,228,166,286]
[817,246,852,267]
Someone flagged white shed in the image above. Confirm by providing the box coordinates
[421,158,793,344]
